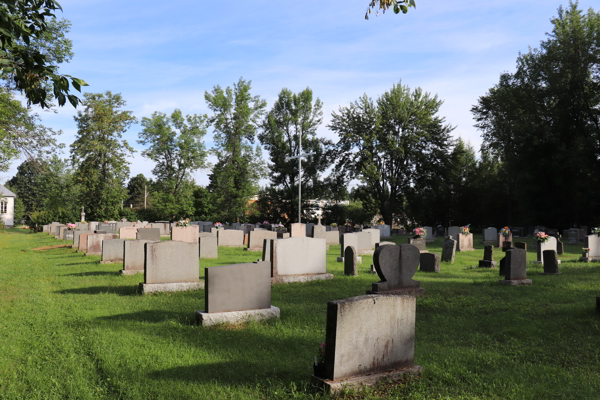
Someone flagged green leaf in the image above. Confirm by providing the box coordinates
[401,5,408,13]
[409,0,416,8]
[393,4,400,14]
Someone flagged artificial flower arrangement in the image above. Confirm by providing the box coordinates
[535,231,549,242]
[175,218,191,227]
[271,223,284,228]
[263,220,270,225]
[500,226,511,236]
[413,227,427,237]
[582,247,591,253]
[592,227,600,237]
[67,223,77,230]
[214,222,223,227]
[460,224,470,234]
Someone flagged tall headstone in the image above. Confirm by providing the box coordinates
[368,244,423,296]
[424,226,434,242]
[543,250,560,274]
[535,236,557,263]
[374,224,391,237]
[456,233,474,252]
[441,236,456,263]
[344,246,358,276]
[140,241,203,294]
[556,238,564,255]
[311,294,420,393]
[478,245,496,268]
[420,253,440,273]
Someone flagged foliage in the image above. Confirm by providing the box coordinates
[149,179,195,221]
[330,81,454,226]
[258,87,332,223]
[126,173,152,209]
[0,0,87,108]
[535,231,549,242]
[12,194,24,223]
[365,0,416,19]
[70,91,136,221]
[192,185,215,221]
[0,88,62,171]
[472,2,600,228]
[205,77,267,222]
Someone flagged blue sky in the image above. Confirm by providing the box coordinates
[2,0,597,185]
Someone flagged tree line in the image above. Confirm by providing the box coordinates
[2,2,599,231]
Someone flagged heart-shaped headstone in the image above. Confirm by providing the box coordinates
[372,244,420,292]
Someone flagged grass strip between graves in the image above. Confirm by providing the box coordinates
[0,229,599,400]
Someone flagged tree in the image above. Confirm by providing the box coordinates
[0,88,62,171]
[258,87,332,223]
[126,174,152,209]
[472,2,600,227]
[205,77,267,222]
[0,0,86,108]
[365,0,416,19]
[6,158,50,215]
[71,91,136,221]
[330,82,454,226]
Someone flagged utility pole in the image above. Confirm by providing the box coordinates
[285,134,314,223]
[144,185,147,209]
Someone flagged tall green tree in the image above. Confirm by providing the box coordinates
[126,173,152,209]
[6,158,50,214]
[472,2,600,227]
[258,87,331,223]
[0,1,86,108]
[330,82,454,226]
[70,91,136,221]
[205,77,267,222]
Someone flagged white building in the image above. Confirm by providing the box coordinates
[0,184,16,228]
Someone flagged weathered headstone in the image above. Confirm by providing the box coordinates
[543,250,560,274]
[408,236,426,252]
[87,221,99,232]
[564,228,580,244]
[447,226,460,240]
[98,222,117,233]
[199,236,218,259]
[500,248,531,285]
[420,253,440,273]
[136,228,160,241]
[78,233,93,252]
[456,233,474,252]
[100,239,125,264]
[271,237,332,283]
[247,230,278,251]
[344,246,358,276]
[483,227,497,243]
[312,224,327,240]
[311,294,420,393]
[119,227,138,240]
[478,245,496,268]
[120,239,157,275]
[556,238,564,255]
[441,236,456,263]
[290,223,306,237]
[150,222,170,236]
[86,234,118,256]
[502,240,512,252]
[140,241,203,294]
[368,244,423,296]
[171,225,199,243]
[217,229,244,247]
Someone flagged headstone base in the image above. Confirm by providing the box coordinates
[499,279,532,286]
[311,364,422,394]
[271,273,334,284]
[139,281,204,294]
[196,306,280,327]
[119,269,143,275]
[478,260,496,268]
[366,287,425,297]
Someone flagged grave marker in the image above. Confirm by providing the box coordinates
[86,234,118,256]
[543,250,560,274]
[344,246,358,276]
[199,236,218,259]
[441,236,456,263]
[420,253,440,273]
[100,239,125,264]
[500,248,531,285]
[120,240,157,275]
[368,244,423,296]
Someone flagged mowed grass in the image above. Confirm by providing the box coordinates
[0,230,599,400]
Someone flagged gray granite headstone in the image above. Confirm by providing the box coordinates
[504,248,527,280]
[408,237,426,251]
[262,238,273,262]
[204,261,271,313]
[344,246,358,276]
[478,245,495,268]
[101,239,125,263]
[556,239,564,255]
[515,242,528,265]
[441,236,456,263]
[370,244,421,294]
[122,239,157,274]
[136,228,160,241]
[543,250,560,274]
[419,253,440,273]
[144,241,200,284]
[199,236,218,259]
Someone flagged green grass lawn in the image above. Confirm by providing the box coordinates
[0,229,599,399]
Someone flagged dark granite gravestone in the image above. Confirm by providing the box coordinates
[543,250,560,274]
[408,237,426,252]
[368,244,423,295]
[556,238,564,255]
[502,241,512,252]
[478,245,496,268]
[515,242,528,265]
[441,236,456,263]
[262,238,273,263]
[344,246,358,276]
[136,228,160,241]
[499,256,506,276]
[501,248,531,285]
[419,253,440,273]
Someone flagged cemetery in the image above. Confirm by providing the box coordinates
[1,226,598,399]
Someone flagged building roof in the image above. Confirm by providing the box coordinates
[0,184,16,197]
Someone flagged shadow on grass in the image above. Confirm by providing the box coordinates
[98,310,195,324]
[56,261,100,266]
[56,285,138,296]
[63,271,118,277]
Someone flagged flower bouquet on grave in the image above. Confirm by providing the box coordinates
[67,223,77,230]
[460,224,470,234]
[582,247,591,257]
[500,226,511,237]
[176,218,191,227]
[331,223,337,227]
[535,231,549,242]
[593,227,600,237]
[313,342,327,378]
[413,227,427,238]
[214,222,223,228]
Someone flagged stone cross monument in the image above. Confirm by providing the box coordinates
[80,206,86,222]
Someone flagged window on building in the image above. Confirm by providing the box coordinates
[0,200,7,214]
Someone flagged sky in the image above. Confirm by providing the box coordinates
[2,0,597,185]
